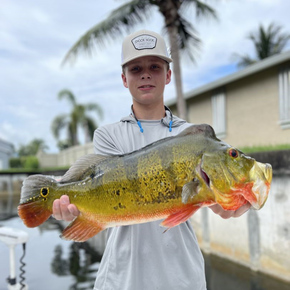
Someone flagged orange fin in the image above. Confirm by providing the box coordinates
[18,202,51,228]
[161,205,200,228]
[61,215,104,242]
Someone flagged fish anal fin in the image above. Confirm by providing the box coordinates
[61,154,111,183]
[61,215,104,242]
[161,205,200,228]
[181,178,200,204]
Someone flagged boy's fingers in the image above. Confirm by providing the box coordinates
[59,195,75,221]
[209,202,251,219]
[232,202,251,218]
[52,195,77,222]
[52,199,62,220]
[68,204,80,217]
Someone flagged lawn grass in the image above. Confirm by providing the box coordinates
[0,166,69,174]
[240,144,290,154]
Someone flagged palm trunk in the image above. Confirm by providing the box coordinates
[157,0,188,120]
[167,25,187,120]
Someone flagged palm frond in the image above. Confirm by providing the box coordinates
[85,103,104,120]
[175,16,201,61]
[232,52,257,68]
[51,115,68,139]
[273,34,290,53]
[58,89,77,107]
[248,22,290,60]
[181,0,218,20]
[83,116,98,142]
[62,0,152,65]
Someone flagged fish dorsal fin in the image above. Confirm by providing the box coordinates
[177,124,217,139]
[60,154,111,183]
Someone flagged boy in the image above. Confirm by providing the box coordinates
[53,30,250,290]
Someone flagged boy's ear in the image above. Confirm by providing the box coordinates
[121,73,128,88]
[166,69,172,85]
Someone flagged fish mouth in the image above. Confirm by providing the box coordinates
[249,162,272,209]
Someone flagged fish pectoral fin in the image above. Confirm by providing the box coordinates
[160,205,200,228]
[181,179,200,204]
[60,154,112,183]
[61,215,104,242]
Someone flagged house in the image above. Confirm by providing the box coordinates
[167,50,290,148]
[0,139,14,170]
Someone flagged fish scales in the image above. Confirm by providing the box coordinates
[86,139,194,217]
[18,124,272,242]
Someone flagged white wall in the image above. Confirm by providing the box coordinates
[37,142,94,168]
[191,175,290,282]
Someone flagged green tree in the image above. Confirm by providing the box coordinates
[51,89,103,149]
[234,22,290,67]
[62,0,217,120]
[18,139,48,156]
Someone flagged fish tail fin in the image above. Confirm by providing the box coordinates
[61,215,104,242]
[18,175,57,228]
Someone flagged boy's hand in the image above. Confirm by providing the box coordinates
[52,195,80,221]
[209,202,251,219]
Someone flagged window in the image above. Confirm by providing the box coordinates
[279,67,290,129]
[211,90,226,139]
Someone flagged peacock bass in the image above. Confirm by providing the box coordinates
[18,124,272,242]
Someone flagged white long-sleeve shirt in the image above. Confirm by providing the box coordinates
[93,109,207,290]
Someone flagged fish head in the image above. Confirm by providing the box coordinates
[19,175,56,206]
[197,143,272,211]
[18,175,57,228]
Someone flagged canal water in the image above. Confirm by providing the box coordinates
[1,174,290,290]
[1,216,290,290]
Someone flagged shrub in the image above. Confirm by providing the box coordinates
[9,157,23,168]
[23,156,39,169]
[9,156,39,169]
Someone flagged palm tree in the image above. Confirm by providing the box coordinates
[234,22,290,67]
[62,0,217,120]
[51,89,103,149]
[18,139,48,156]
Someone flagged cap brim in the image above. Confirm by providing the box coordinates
[121,53,172,66]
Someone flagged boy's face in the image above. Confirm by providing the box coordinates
[121,56,171,107]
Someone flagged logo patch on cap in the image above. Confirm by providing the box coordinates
[131,34,157,50]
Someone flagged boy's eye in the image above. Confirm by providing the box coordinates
[151,64,159,69]
[129,66,141,73]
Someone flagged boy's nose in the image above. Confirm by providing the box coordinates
[141,74,151,79]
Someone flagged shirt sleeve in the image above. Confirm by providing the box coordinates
[93,126,124,156]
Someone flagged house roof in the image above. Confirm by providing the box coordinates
[167,50,290,106]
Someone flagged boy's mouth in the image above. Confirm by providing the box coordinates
[139,85,155,89]
[139,85,154,89]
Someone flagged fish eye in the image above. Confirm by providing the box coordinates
[229,148,238,158]
[40,187,49,198]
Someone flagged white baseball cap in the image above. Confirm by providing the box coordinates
[121,29,172,66]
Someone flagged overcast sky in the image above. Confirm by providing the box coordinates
[1,0,290,153]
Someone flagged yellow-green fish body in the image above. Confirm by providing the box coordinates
[18,124,272,242]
